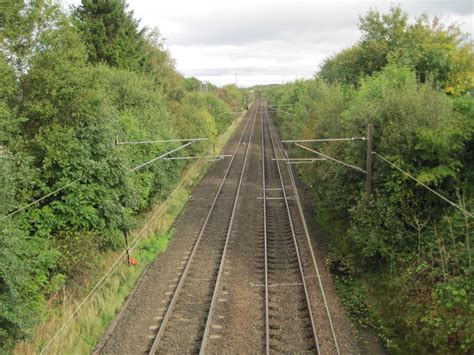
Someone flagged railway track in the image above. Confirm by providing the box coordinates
[146,102,259,354]
[263,104,340,354]
[98,101,344,354]
[180,102,339,354]
[201,103,266,353]
[262,103,319,353]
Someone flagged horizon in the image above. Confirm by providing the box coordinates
[61,0,474,87]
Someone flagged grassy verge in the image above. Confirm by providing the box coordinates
[14,111,246,355]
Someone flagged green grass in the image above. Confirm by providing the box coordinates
[14,111,246,355]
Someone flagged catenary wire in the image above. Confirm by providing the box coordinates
[0,176,84,221]
[130,142,193,171]
[295,143,367,174]
[373,151,473,218]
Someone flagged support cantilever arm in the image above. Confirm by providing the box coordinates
[294,143,366,174]
[130,142,193,171]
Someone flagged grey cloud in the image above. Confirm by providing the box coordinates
[405,0,473,16]
[166,1,472,47]
[168,3,362,46]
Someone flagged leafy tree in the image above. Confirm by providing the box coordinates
[0,0,65,75]
[357,6,408,74]
[171,93,218,149]
[184,77,203,92]
[320,6,408,85]
[216,84,244,110]
[74,0,147,71]
[266,64,473,352]
[391,15,474,95]
[451,95,474,190]
[0,54,18,145]
[317,45,364,86]
[142,29,184,99]
[320,6,474,94]
[0,155,61,352]
[203,94,233,133]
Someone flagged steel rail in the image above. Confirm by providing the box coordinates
[199,101,259,354]
[263,103,321,353]
[148,104,258,354]
[271,107,341,354]
[261,104,270,355]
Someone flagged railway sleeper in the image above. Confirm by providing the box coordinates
[267,256,297,263]
[266,241,294,248]
[267,254,297,261]
[269,334,284,342]
[269,264,300,271]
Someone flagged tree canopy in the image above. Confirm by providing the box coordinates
[74,0,147,71]
[320,6,474,95]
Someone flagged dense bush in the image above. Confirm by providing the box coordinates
[0,0,245,350]
[265,10,473,351]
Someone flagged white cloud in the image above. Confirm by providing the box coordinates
[61,0,473,87]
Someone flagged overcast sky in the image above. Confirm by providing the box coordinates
[61,0,473,87]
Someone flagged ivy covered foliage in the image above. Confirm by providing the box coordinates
[0,0,244,350]
[265,7,473,354]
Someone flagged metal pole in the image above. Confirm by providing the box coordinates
[124,230,131,266]
[366,124,374,195]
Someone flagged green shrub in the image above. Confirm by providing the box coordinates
[266,64,473,352]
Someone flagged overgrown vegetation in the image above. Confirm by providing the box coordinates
[265,6,473,354]
[15,117,243,353]
[0,0,245,352]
